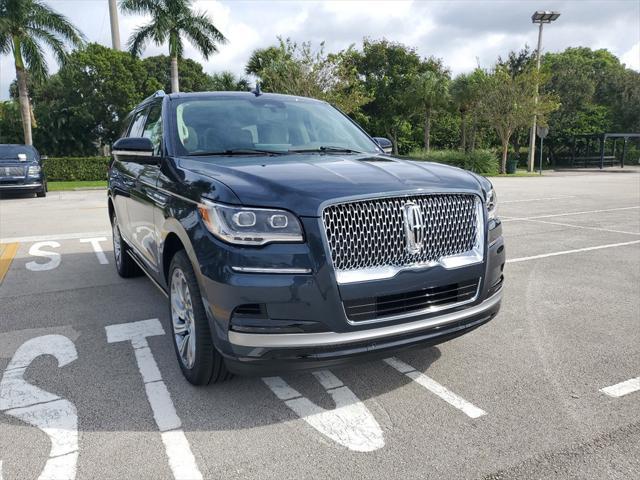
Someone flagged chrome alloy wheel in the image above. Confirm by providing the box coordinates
[171,268,196,369]
[113,220,122,267]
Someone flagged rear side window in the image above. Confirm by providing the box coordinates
[128,109,148,138]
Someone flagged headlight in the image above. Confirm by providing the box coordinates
[27,165,41,176]
[198,200,304,246]
[486,188,497,220]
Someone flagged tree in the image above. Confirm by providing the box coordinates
[31,43,162,155]
[210,71,249,91]
[542,47,638,158]
[408,59,450,151]
[121,0,226,93]
[480,66,559,173]
[0,101,23,143]
[142,55,216,92]
[354,39,423,154]
[450,69,486,152]
[246,38,369,114]
[499,46,536,158]
[0,0,84,145]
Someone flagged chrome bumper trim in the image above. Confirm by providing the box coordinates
[0,182,42,189]
[228,288,502,348]
[231,266,312,274]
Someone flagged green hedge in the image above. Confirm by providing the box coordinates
[43,157,110,181]
[407,149,500,176]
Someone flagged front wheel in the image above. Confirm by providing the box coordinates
[169,250,231,385]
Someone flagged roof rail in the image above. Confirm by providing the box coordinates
[142,90,166,103]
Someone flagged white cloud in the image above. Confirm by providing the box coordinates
[1,0,639,100]
[621,42,639,70]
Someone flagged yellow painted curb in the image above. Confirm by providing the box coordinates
[0,242,19,284]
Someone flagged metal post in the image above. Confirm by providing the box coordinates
[599,135,605,170]
[527,22,544,172]
[539,135,544,175]
[621,137,628,168]
[108,0,121,51]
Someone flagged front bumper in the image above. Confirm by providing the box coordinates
[228,288,501,349]
[190,214,505,375]
[223,288,501,375]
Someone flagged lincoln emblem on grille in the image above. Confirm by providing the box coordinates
[402,202,426,254]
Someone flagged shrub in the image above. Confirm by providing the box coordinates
[406,149,499,176]
[43,157,110,181]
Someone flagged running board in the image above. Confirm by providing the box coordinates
[126,250,169,298]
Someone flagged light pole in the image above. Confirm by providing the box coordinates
[108,0,121,51]
[527,10,560,172]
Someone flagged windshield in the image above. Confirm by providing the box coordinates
[0,145,38,162]
[170,95,380,157]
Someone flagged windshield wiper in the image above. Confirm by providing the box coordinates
[289,146,363,154]
[188,148,285,156]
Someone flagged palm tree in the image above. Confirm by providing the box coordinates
[0,0,84,145]
[121,0,226,93]
[409,67,449,151]
[451,69,486,152]
[210,71,249,91]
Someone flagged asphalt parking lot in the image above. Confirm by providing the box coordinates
[0,170,639,480]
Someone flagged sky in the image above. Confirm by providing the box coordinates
[1,0,639,100]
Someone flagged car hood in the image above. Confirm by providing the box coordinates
[178,154,484,217]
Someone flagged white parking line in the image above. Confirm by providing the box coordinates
[502,205,640,222]
[508,218,640,236]
[0,231,111,244]
[80,237,110,264]
[501,196,576,204]
[507,240,640,263]
[384,357,486,418]
[106,319,203,480]
[262,370,385,452]
[600,377,640,398]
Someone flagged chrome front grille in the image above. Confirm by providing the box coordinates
[322,194,482,282]
[0,166,25,177]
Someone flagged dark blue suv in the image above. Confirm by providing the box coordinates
[0,144,47,197]
[108,91,504,385]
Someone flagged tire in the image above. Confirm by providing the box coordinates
[168,250,231,385]
[112,213,141,278]
[36,189,46,198]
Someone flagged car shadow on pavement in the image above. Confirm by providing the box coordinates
[0,191,40,200]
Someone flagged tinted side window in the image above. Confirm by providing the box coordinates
[119,113,133,139]
[128,109,148,138]
[142,104,162,155]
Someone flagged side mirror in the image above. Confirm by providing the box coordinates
[373,137,393,154]
[112,137,157,164]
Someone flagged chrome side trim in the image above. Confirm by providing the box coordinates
[228,288,502,348]
[231,266,312,274]
[344,280,481,325]
[113,149,153,157]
